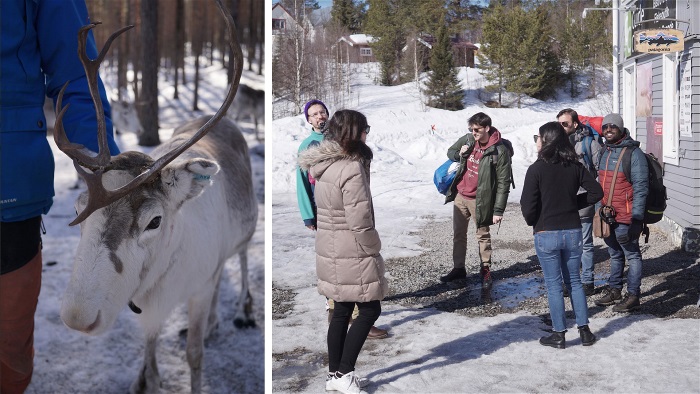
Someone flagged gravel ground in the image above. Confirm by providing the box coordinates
[273,203,700,321]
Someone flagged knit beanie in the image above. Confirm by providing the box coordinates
[303,99,328,122]
[602,113,624,130]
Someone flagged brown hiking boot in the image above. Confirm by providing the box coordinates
[595,287,622,306]
[367,326,388,339]
[612,294,640,312]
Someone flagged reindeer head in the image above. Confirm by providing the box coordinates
[58,0,242,334]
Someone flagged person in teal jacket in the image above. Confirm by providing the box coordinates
[295,99,389,341]
[0,1,120,391]
[296,99,328,230]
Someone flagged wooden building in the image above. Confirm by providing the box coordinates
[611,0,699,251]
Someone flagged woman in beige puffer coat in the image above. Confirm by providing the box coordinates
[298,109,387,393]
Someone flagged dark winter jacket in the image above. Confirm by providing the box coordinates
[597,131,648,225]
[444,128,512,227]
[569,124,603,219]
[298,140,388,303]
[520,159,603,233]
[0,0,120,222]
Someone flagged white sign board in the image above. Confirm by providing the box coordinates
[680,57,692,138]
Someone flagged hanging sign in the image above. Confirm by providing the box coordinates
[634,29,684,53]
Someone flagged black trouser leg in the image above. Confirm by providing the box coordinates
[327,301,352,373]
[335,300,381,375]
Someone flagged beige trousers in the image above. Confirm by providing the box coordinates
[452,193,492,268]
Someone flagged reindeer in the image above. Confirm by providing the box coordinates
[54,1,256,393]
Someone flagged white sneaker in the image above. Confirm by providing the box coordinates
[326,372,369,393]
[325,372,369,391]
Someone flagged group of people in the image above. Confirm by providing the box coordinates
[520,110,648,349]
[296,99,649,393]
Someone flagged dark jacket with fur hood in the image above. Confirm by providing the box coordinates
[298,140,388,303]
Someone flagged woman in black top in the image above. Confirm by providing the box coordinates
[521,121,603,349]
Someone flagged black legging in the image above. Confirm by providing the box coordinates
[328,300,381,375]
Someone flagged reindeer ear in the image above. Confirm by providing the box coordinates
[160,158,220,205]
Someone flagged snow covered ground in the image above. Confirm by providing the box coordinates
[270,66,700,392]
[25,60,265,393]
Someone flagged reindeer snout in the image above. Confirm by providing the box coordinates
[60,303,102,334]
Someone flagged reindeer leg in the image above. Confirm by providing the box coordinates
[186,286,217,394]
[205,264,224,338]
[130,332,161,394]
[233,246,255,328]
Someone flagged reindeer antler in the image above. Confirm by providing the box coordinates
[55,0,243,226]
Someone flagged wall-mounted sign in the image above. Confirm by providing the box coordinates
[634,29,684,53]
[680,57,692,138]
[629,0,677,58]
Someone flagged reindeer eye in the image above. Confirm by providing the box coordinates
[146,216,161,230]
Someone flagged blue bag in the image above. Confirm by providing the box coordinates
[433,159,459,195]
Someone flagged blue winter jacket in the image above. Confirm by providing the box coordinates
[597,131,648,224]
[0,0,120,222]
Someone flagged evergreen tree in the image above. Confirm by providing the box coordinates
[364,0,406,85]
[279,0,320,17]
[478,3,510,105]
[331,0,363,33]
[479,3,555,107]
[406,0,445,36]
[446,0,483,39]
[424,25,464,110]
[503,5,550,107]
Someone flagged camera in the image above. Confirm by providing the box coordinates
[599,205,617,225]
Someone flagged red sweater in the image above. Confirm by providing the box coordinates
[457,132,500,199]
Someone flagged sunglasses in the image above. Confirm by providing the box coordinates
[533,134,540,143]
[364,125,371,134]
[559,121,571,128]
[469,127,486,133]
[602,123,620,131]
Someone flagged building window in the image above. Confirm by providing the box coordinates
[272,19,286,32]
[662,53,679,165]
[360,48,372,56]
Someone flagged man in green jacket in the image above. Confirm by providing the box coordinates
[440,112,512,289]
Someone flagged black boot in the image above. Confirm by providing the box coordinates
[440,267,466,282]
[578,325,597,346]
[540,331,566,349]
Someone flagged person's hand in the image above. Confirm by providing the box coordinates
[306,224,317,231]
[493,215,503,224]
[459,144,470,156]
[628,219,643,240]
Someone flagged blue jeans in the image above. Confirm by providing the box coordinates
[603,222,643,296]
[580,219,594,284]
[534,229,589,332]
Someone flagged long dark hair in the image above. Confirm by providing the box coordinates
[325,109,373,160]
[538,121,578,164]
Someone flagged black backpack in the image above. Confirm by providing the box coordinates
[619,148,667,242]
[491,138,516,189]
